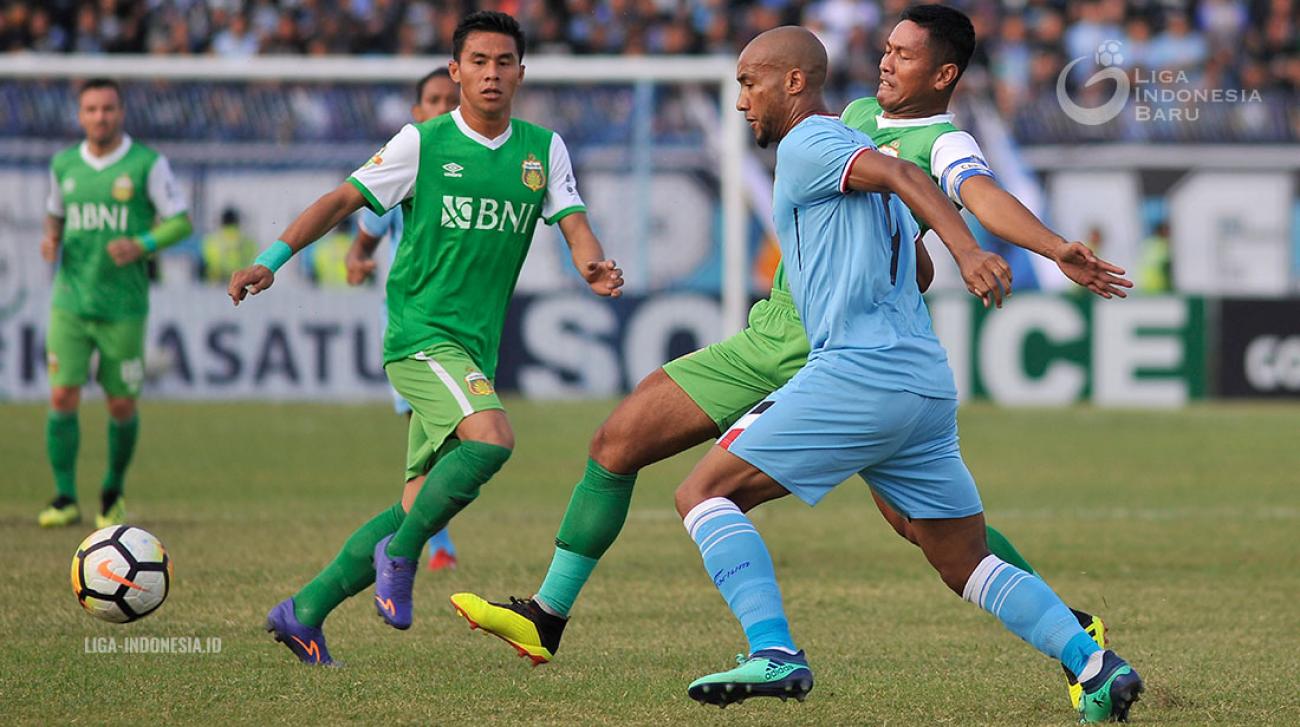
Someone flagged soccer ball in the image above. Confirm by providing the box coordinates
[71,526,172,623]
[1095,40,1124,68]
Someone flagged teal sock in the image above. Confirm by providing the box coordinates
[102,415,139,496]
[985,525,1036,576]
[536,549,598,617]
[535,458,637,616]
[386,441,511,561]
[294,502,405,628]
[46,410,79,500]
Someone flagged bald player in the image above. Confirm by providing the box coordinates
[669,28,1143,723]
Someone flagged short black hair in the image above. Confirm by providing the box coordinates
[900,4,976,83]
[79,77,122,100]
[415,67,453,103]
[452,11,526,62]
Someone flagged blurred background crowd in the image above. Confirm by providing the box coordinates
[0,1,1296,141]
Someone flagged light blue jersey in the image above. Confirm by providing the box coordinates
[723,115,978,519]
[773,115,955,400]
[359,207,411,415]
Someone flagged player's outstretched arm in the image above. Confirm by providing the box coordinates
[558,212,624,297]
[846,151,1011,307]
[957,176,1133,299]
[228,182,367,306]
[40,214,64,263]
[345,227,382,286]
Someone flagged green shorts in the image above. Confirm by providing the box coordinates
[662,289,809,431]
[46,307,146,398]
[385,342,504,480]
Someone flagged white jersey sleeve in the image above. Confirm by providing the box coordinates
[930,131,995,206]
[349,124,421,213]
[146,155,189,218]
[541,133,586,225]
[46,167,64,217]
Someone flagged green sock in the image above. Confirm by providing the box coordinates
[386,441,511,561]
[46,410,79,501]
[294,502,405,628]
[985,525,1036,575]
[102,415,139,497]
[536,458,637,616]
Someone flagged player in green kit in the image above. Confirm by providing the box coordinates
[453,4,1131,710]
[232,11,623,665]
[38,78,193,529]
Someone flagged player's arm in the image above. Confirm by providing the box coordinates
[845,150,1011,307]
[544,133,623,297]
[230,124,417,305]
[107,155,194,265]
[557,212,623,297]
[227,183,367,304]
[957,176,1131,299]
[345,215,384,286]
[915,237,934,293]
[42,166,65,262]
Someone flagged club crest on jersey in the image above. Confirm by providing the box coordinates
[878,141,901,158]
[47,352,59,375]
[111,174,134,202]
[465,372,494,396]
[521,154,545,192]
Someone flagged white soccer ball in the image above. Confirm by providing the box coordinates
[71,526,172,623]
[1095,40,1124,68]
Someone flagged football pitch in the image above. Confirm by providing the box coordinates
[2,400,1297,726]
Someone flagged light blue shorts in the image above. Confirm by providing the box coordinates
[721,360,982,520]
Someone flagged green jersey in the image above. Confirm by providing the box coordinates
[770,97,993,298]
[46,135,187,318]
[348,109,586,374]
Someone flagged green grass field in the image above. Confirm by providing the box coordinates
[2,401,1298,725]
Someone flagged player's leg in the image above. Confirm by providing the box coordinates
[674,444,812,706]
[866,398,1141,722]
[396,392,458,571]
[93,315,146,527]
[867,481,1106,708]
[39,309,93,527]
[375,346,511,629]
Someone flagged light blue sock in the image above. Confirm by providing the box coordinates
[684,497,795,654]
[962,555,1101,676]
[427,528,456,556]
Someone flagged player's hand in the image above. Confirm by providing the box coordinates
[583,259,624,297]
[40,234,60,263]
[228,265,276,306]
[1053,241,1133,299]
[955,248,1013,308]
[107,237,146,266]
[345,249,377,286]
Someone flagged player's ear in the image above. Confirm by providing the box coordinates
[449,60,461,84]
[518,62,526,83]
[786,68,805,95]
[934,63,959,92]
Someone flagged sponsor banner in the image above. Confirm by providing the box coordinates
[1,288,1207,406]
[1217,299,1300,398]
[929,294,1206,407]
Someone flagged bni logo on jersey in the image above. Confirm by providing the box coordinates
[440,195,538,233]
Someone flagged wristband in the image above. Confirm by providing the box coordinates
[253,240,293,272]
[137,232,159,253]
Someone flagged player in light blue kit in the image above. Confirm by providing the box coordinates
[346,67,461,572]
[673,28,1143,724]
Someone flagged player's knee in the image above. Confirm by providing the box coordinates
[107,397,137,421]
[50,387,80,412]
[588,416,639,473]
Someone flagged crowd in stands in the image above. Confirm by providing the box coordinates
[0,1,1295,142]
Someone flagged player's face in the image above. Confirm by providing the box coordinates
[450,31,524,118]
[78,87,124,147]
[878,20,944,112]
[735,57,786,149]
[412,75,458,123]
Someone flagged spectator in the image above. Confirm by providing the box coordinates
[201,208,258,285]
[211,13,260,58]
[1138,221,1172,294]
